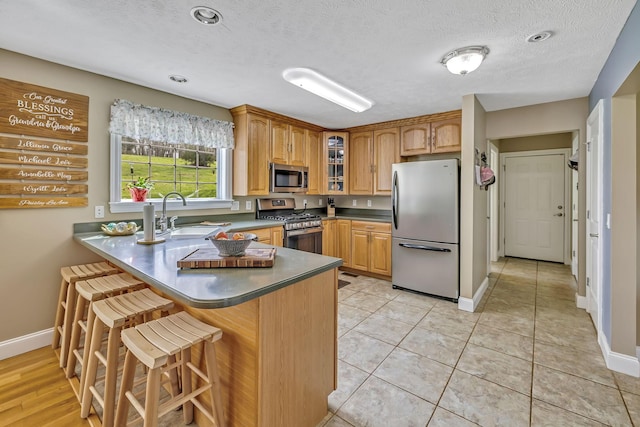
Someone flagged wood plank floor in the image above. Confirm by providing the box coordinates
[0,346,89,427]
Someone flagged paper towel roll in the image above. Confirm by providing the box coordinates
[143,203,155,242]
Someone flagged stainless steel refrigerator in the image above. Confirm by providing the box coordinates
[391,159,459,301]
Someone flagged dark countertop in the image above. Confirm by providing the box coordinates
[74,232,342,309]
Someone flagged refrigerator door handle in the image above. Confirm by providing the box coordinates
[392,170,398,229]
[399,243,452,253]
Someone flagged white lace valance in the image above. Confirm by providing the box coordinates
[109,99,234,149]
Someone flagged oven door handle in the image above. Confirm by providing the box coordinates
[285,226,323,237]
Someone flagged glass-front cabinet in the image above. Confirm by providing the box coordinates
[323,131,349,194]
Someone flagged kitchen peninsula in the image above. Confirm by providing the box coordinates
[74,231,342,427]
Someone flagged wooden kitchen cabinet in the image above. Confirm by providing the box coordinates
[323,132,349,195]
[271,226,283,247]
[231,111,271,195]
[272,121,306,166]
[322,219,337,257]
[349,128,399,196]
[400,123,431,156]
[400,117,461,156]
[231,105,323,196]
[349,131,373,195]
[306,130,322,195]
[430,118,462,154]
[251,227,273,244]
[350,220,392,277]
[336,219,352,267]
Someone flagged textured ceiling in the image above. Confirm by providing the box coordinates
[0,0,636,129]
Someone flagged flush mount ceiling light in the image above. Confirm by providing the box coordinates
[169,74,188,83]
[282,68,373,113]
[440,46,490,75]
[190,6,222,25]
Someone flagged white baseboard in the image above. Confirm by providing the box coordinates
[575,293,587,309]
[458,276,489,313]
[599,333,640,378]
[0,328,53,361]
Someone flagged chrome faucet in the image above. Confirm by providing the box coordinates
[158,192,186,233]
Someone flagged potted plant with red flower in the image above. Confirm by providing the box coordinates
[127,177,153,202]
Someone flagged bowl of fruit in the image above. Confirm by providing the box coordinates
[206,231,256,257]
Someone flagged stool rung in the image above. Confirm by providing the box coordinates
[157,383,210,419]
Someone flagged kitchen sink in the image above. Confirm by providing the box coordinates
[170,226,221,239]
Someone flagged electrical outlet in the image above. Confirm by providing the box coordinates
[367,199,372,207]
[246,200,252,211]
[318,198,323,206]
[231,201,240,211]
[303,199,307,206]
[95,205,104,218]
[352,199,357,207]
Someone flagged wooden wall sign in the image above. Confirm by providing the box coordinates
[0,80,89,209]
[0,78,89,141]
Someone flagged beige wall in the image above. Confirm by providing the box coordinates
[0,49,233,342]
[486,98,589,297]
[611,93,637,355]
[499,133,573,153]
[460,95,488,302]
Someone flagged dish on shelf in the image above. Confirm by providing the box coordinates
[101,222,140,236]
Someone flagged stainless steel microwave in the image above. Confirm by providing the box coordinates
[270,163,308,193]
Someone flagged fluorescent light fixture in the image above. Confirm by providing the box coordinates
[282,68,373,112]
[440,46,489,75]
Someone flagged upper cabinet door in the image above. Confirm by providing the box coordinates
[306,130,321,195]
[430,118,461,153]
[400,124,430,156]
[245,114,270,195]
[373,127,399,195]
[270,120,289,164]
[349,131,373,195]
[289,125,307,166]
[324,132,349,194]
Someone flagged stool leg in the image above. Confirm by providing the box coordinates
[59,281,78,368]
[204,340,226,427]
[65,292,86,379]
[81,317,104,418]
[115,349,137,427]
[52,277,67,349]
[144,367,161,427]
[78,304,97,394]
[181,347,193,424]
[102,325,122,427]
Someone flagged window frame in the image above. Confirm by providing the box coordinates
[109,134,233,213]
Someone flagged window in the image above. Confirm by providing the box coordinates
[108,99,234,213]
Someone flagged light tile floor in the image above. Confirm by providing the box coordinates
[319,258,640,427]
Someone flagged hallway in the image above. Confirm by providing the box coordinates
[322,258,640,426]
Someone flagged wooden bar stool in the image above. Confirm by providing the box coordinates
[116,311,226,427]
[65,273,145,397]
[80,288,174,427]
[52,262,119,368]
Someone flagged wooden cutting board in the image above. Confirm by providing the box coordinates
[177,247,276,269]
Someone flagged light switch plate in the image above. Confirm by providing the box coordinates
[318,198,323,206]
[231,201,240,211]
[367,200,372,207]
[352,199,357,206]
[246,200,252,210]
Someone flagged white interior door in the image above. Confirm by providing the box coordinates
[504,154,565,262]
[586,100,604,329]
[489,142,499,262]
[571,132,579,278]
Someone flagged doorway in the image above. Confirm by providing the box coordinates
[500,149,572,263]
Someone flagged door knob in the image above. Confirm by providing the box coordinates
[554,213,563,217]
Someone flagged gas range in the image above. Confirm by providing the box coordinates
[255,198,322,231]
